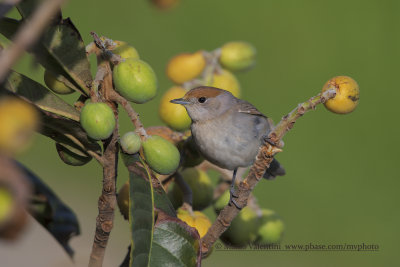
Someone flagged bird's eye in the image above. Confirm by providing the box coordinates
[198,97,206,103]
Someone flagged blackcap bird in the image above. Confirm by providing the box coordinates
[171,86,285,208]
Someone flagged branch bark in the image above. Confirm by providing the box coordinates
[201,89,337,255]
[0,0,67,82]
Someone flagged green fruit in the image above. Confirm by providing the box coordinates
[120,132,141,154]
[80,102,116,140]
[142,135,180,175]
[112,41,140,60]
[255,209,284,245]
[55,143,92,166]
[117,182,130,220]
[168,168,213,210]
[219,41,256,72]
[113,58,157,104]
[44,70,75,95]
[221,206,259,246]
[213,189,230,214]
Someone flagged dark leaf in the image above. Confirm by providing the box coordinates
[121,152,176,217]
[1,70,101,155]
[17,162,80,257]
[0,15,92,95]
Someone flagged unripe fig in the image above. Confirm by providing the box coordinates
[168,168,213,210]
[322,76,359,114]
[213,189,230,214]
[255,209,284,245]
[142,135,180,175]
[55,143,92,166]
[211,69,241,97]
[117,181,130,220]
[166,51,206,84]
[120,132,141,154]
[159,86,191,131]
[219,41,256,72]
[43,70,75,95]
[113,59,157,104]
[112,41,140,60]
[177,208,212,238]
[0,96,39,156]
[221,206,259,246]
[80,102,116,140]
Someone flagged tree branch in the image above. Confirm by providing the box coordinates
[108,90,148,141]
[0,0,67,82]
[201,89,337,255]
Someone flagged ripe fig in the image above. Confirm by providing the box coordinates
[322,76,359,114]
[211,69,241,97]
[159,86,191,131]
[166,51,206,84]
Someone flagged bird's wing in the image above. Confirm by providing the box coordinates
[236,100,268,118]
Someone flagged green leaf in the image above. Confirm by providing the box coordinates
[0,15,92,95]
[1,71,101,155]
[4,70,80,121]
[121,155,200,267]
[17,162,80,258]
[150,211,201,267]
[128,158,154,267]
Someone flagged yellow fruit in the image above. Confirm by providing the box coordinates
[177,208,212,238]
[0,96,39,156]
[159,86,191,131]
[220,41,256,72]
[168,168,213,210]
[166,51,206,84]
[112,41,140,60]
[322,76,360,114]
[211,69,241,97]
[117,182,130,220]
[44,70,75,95]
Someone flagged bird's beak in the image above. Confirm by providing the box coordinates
[170,98,191,105]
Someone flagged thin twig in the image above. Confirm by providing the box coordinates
[90,32,123,65]
[0,0,67,82]
[201,89,337,256]
[108,90,148,141]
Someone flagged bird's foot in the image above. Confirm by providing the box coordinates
[229,187,242,210]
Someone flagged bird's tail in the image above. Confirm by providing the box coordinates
[263,158,285,180]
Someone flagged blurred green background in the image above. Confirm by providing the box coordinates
[1,0,399,266]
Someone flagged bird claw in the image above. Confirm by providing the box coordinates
[229,188,242,209]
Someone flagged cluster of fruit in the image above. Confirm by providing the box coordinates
[159,41,256,131]
[44,39,181,175]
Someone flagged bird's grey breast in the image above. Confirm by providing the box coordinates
[191,110,270,170]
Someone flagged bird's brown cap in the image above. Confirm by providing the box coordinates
[183,86,227,100]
